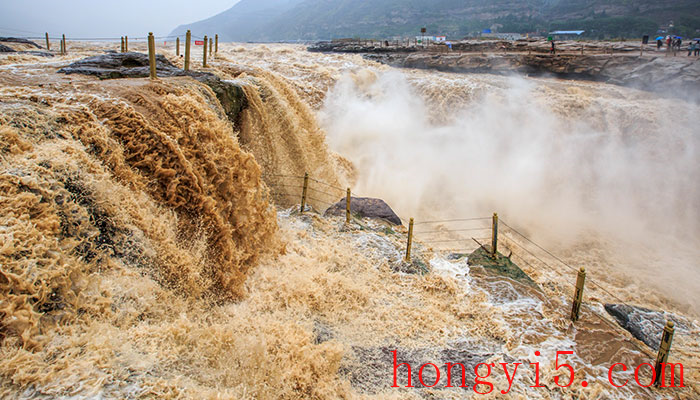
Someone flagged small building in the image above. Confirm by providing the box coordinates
[481,32,524,40]
[549,30,585,40]
[415,35,440,43]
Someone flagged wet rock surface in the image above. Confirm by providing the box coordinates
[58,52,190,79]
[325,197,402,225]
[309,41,419,54]
[343,340,499,393]
[202,75,248,123]
[0,37,41,49]
[391,259,429,275]
[310,38,685,57]
[604,304,691,349]
[467,246,537,287]
[313,320,335,344]
[0,38,53,56]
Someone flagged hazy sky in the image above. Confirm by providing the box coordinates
[0,0,240,38]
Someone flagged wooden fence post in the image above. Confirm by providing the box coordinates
[176,37,180,56]
[570,267,586,321]
[345,188,351,224]
[203,35,208,67]
[491,213,498,258]
[124,36,128,52]
[300,173,309,213]
[45,33,50,51]
[184,30,191,71]
[405,218,414,262]
[215,34,218,53]
[148,33,156,79]
[654,321,675,386]
[62,34,67,54]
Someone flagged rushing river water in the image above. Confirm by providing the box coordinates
[223,44,700,313]
[0,41,698,399]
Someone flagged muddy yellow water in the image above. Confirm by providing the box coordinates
[0,41,698,399]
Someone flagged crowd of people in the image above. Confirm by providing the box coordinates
[656,35,700,56]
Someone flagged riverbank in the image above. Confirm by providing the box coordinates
[309,39,700,97]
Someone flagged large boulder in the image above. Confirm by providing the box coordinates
[0,37,41,49]
[0,42,53,57]
[466,246,537,287]
[58,52,188,79]
[604,304,691,350]
[324,197,402,225]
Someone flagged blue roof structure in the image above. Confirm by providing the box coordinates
[550,30,585,35]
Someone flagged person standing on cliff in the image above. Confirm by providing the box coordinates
[550,39,556,55]
[695,40,700,56]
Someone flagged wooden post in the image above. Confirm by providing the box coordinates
[654,321,675,386]
[59,37,64,55]
[121,37,125,53]
[570,267,586,322]
[215,34,218,53]
[184,30,191,71]
[581,44,584,55]
[125,36,128,52]
[491,213,498,258]
[62,34,67,54]
[345,188,351,224]
[640,41,643,57]
[209,37,213,57]
[203,35,208,67]
[405,218,414,262]
[176,37,180,56]
[300,173,309,213]
[45,33,50,51]
[148,32,156,79]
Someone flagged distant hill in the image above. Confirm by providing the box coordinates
[171,0,700,41]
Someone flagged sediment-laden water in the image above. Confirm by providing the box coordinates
[0,40,698,399]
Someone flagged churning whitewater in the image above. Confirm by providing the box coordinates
[0,39,698,399]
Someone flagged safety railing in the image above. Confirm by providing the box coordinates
[263,172,699,384]
[1,30,217,71]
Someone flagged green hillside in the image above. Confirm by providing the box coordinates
[171,0,700,41]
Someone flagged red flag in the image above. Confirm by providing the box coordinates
[195,40,204,45]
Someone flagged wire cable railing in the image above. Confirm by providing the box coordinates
[264,178,700,375]
[498,218,700,373]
